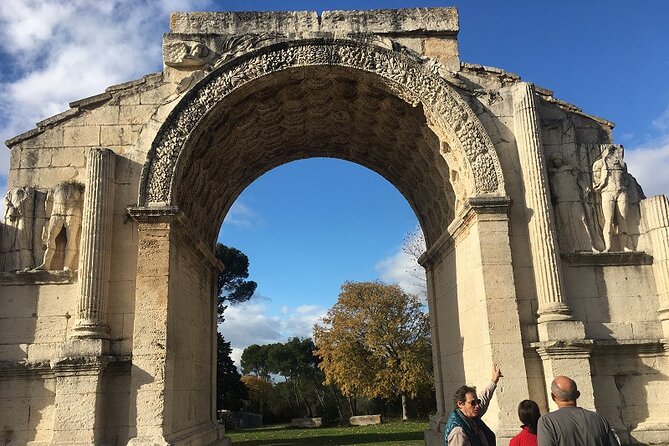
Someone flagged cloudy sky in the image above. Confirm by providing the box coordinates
[1,1,668,366]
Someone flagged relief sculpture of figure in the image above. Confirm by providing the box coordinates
[592,144,634,252]
[548,151,594,253]
[1,187,35,271]
[34,181,84,271]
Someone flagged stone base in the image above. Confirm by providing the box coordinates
[537,320,586,342]
[629,423,669,445]
[128,422,222,446]
[424,426,442,446]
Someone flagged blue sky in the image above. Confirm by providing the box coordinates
[1,1,668,365]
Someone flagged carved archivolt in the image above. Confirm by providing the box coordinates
[140,39,505,206]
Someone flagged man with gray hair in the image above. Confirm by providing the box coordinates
[538,375,618,446]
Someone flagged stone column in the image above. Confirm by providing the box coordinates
[513,82,573,324]
[72,148,116,339]
[514,84,595,415]
[127,207,222,446]
[641,196,669,337]
[421,196,531,446]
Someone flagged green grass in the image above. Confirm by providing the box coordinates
[226,419,428,445]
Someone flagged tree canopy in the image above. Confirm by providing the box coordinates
[216,243,257,318]
[215,243,257,411]
[240,338,338,418]
[313,281,433,419]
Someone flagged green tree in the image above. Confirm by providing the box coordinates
[240,338,347,419]
[313,281,433,420]
[217,332,247,410]
[216,243,257,318]
[215,243,257,411]
[240,344,271,380]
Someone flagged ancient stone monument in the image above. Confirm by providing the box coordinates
[1,8,668,446]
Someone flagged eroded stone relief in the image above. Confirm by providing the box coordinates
[1,187,35,271]
[547,144,644,253]
[164,33,280,93]
[34,181,85,271]
[592,144,644,252]
[548,151,594,252]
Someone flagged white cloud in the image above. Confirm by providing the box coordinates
[652,103,669,132]
[626,134,669,199]
[0,0,211,206]
[375,249,427,298]
[222,200,263,229]
[218,299,327,368]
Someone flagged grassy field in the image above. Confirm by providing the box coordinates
[226,419,428,446]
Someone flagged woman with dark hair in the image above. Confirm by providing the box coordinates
[510,400,540,446]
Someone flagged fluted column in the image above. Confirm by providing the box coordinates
[73,148,116,339]
[641,196,669,337]
[513,83,573,323]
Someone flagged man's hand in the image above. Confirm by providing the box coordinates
[492,365,503,384]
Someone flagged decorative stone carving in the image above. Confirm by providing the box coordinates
[548,151,594,252]
[165,33,281,93]
[592,144,643,252]
[164,40,209,68]
[34,181,85,271]
[142,39,505,207]
[1,187,35,271]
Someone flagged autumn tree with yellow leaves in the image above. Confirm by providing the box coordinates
[313,281,433,420]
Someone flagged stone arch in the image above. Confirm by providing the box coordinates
[139,38,506,245]
[127,37,526,446]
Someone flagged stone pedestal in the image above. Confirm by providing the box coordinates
[535,340,595,410]
[49,352,109,445]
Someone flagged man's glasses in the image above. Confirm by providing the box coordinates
[465,399,481,406]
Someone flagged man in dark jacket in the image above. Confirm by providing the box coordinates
[445,366,502,446]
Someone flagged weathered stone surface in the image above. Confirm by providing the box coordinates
[349,415,382,426]
[0,6,668,446]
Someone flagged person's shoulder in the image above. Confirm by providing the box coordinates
[581,407,611,424]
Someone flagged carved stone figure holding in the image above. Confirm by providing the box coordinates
[1,187,35,271]
[592,144,633,252]
[548,151,593,252]
[34,181,84,271]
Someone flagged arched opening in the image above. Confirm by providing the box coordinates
[131,39,522,445]
[216,157,429,423]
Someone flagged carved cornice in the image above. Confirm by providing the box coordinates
[140,38,505,206]
[127,206,223,272]
[0,270,76,285]
[419,195,510,267]
[50,355,110,376]
[0,360,52,379]
[127,206,180,224]
[532,339,595,359]
[562,251,654,267]
[589,339,668,357]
